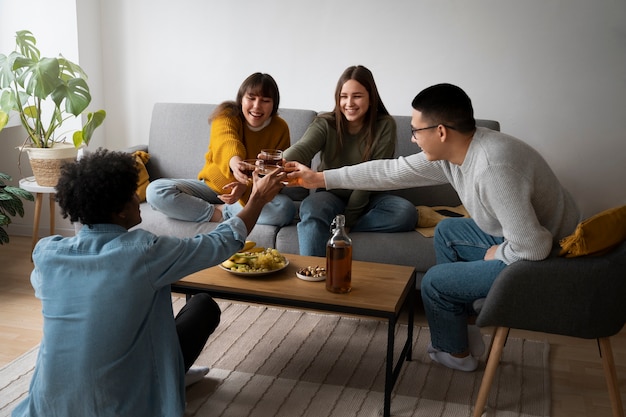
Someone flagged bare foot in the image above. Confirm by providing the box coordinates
[210,205,224,222]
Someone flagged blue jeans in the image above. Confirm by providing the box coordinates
[421,218,506,355]
[297,191,418,256]
[146,178,296,226]
[221,194,296,227]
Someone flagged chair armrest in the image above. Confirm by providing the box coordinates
[476,241,626,339]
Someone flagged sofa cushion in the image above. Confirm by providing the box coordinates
[146,103,216,181]
[559,204,626,257]
[277,108,317,143]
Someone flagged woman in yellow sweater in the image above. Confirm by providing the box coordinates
[146,73,295,226]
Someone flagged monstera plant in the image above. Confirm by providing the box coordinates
[0,30,106,186]
[0,30,105,148]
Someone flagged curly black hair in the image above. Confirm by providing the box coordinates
[55,148,139,226]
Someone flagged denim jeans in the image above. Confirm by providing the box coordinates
[146,178,296,226]
[297,191,418,256]
[221,193,296,227]
[421,218,506,355]
[146,179,222,222]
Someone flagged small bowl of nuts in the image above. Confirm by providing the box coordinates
[296,266,326,282]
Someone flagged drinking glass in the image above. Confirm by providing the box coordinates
[240,159,262,179]
[260,149,283,168]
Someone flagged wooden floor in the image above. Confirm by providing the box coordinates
[1,235,624,416]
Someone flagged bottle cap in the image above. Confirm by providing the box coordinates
[331,214,345,230]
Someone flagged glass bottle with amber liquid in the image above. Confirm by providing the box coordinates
[326,214,352,293]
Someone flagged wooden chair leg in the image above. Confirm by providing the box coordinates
[473,326,509,417]
[485,327,497,362]
[598,337,624,417]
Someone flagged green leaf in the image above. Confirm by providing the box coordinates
[58,56,87,81]
[0,174,32,222]
[16,56,61,100]
[74,109,106,147]
[0,226,9,244]
[0,89,18,114]
[15,91,30,107]
[0,110,7,130]
[0,52,19,89]
[0,197,19,217]
[10,198,25,217]
[53,77,90,116]
[5,186,34,201]
[23,105,38,118]
[15,30,40,61]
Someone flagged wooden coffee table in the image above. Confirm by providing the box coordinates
[172,254,416,417]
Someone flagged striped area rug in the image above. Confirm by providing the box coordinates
[182,300,550,417]
[0,299,550,417]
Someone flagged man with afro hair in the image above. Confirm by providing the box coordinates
[13,148,287,417]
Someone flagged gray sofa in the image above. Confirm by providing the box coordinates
[130,103,500,285]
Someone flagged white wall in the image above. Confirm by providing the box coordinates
[2,0,625,239]
[97,0,626,218]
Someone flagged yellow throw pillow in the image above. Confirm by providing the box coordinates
[415,205,470,237]
[133,150,150,202]
[559,204,626,257]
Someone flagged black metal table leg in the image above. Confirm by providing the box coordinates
[383,285,416,417]
[384,315,396,417]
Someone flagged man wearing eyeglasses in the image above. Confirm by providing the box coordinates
[284,83,580,372]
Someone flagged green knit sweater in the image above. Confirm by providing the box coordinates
[284,116,396,226]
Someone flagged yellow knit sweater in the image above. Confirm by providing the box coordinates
[197,114,290,204]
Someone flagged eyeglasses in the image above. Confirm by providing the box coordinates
[411,124,457,139]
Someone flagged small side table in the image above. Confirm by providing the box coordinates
[19,176,56,254]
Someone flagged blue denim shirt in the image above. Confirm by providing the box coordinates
[13,219,247,417]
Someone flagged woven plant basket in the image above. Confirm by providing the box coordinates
[23,143,78,187]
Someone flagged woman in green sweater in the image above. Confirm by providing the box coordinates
[147,73,295,226]
[283,65,417,256]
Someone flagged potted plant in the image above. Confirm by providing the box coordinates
[0,171,34,245]
[0,30,106,186]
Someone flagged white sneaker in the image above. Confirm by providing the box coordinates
[185,366,209,387]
